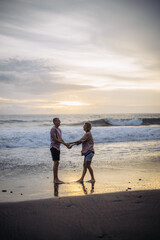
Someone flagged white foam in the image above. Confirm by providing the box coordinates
[108,118,143,126]
[0,125,160,149]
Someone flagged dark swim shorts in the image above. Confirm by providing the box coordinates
[50,147,60,161]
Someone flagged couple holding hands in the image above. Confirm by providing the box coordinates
[50,118,95,184]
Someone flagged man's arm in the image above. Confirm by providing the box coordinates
[53,135,70,148]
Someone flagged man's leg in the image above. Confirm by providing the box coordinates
[53,161,64,184]
[53,161,59,181]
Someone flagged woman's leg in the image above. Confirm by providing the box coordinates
[77,161,87,182]
[87,161,95,182]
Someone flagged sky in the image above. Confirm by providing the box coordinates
[0,0,160,114]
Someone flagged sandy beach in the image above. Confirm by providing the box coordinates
[1,165,160,202]
[0,114,160,239]
[0,190,160,240]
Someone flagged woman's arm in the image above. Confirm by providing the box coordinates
[69,132,89,148]
[69,140,81,145]
[70,133,89,145]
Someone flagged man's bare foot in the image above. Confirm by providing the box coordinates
[54,179,64,184]
[76,179,83,183]
[87,179,95,183]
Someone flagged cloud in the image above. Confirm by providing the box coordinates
[1,0,159,55]
[0,58,95,98]
[0,58,55,72]
[0,0,160,113]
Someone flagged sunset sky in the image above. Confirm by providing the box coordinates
[0,0,160,114]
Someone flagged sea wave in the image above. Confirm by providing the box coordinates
[0,126,160,149]
[0,120,42,124]
[69,118,160,127]
[1,117,160,127]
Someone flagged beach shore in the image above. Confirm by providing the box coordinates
[0,190,160,240]
[1,165,160,202]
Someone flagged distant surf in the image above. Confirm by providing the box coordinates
[69,118,160,127]
[0,120,41,124]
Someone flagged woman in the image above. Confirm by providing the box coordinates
[69,122,95,183]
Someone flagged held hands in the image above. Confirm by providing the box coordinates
[65,142,77,149]
[65,143,71,149]
[68,143,73,149]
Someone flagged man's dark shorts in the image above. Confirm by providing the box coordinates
[50,147,60,161]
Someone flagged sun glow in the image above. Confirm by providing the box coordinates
[60,101,90,106]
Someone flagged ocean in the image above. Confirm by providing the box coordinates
[0,113,160,200]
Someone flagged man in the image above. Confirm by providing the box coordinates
[50,117,69,183]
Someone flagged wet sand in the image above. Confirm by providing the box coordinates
[1,166,160,202]
[0,190,160,240]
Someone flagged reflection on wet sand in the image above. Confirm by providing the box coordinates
[81,182,95,195]
[53,182,95,197]
[54,183,59,197]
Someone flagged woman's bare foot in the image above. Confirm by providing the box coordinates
[87,179,95,183]
[76,179,83,183]
[54,179,64,184]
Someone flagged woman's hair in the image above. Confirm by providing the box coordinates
[84,122,92,131]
